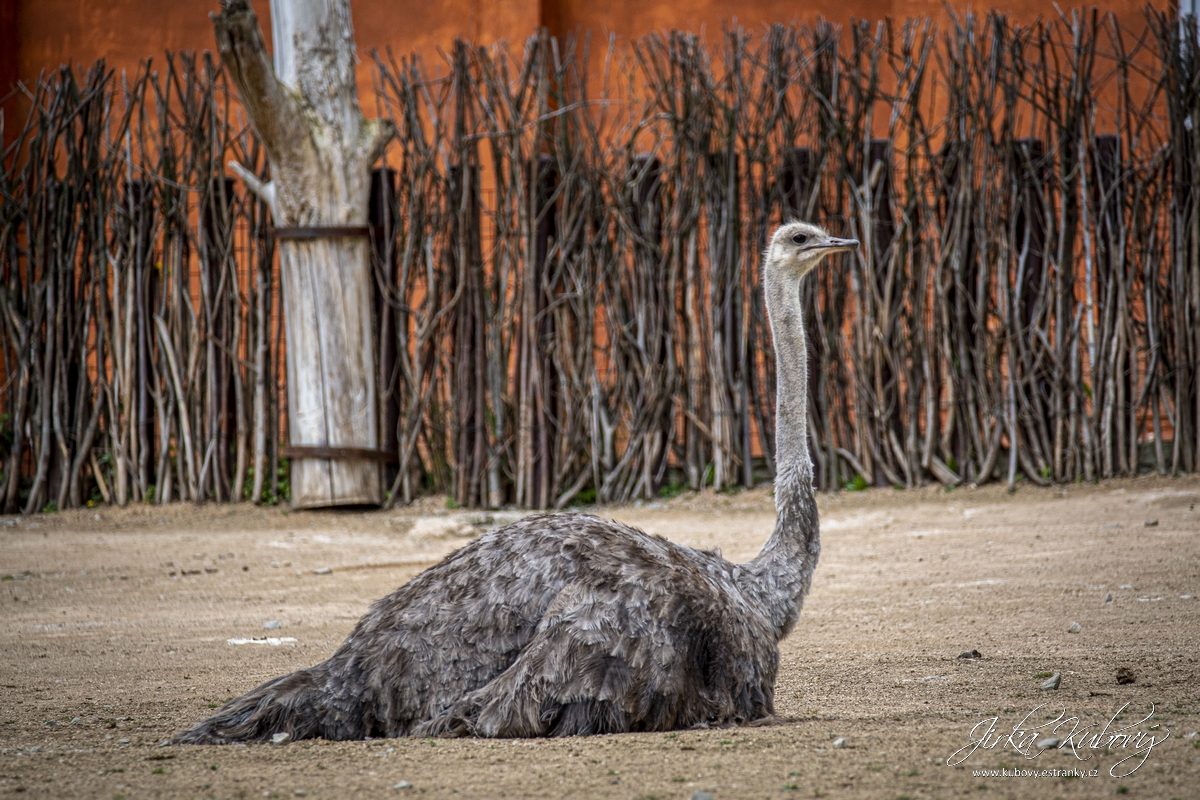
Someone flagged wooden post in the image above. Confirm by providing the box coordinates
[369,167,399,492]
[211,0,394,507]
[449,161,485,508]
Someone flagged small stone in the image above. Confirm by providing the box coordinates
[1115,667,1136,685]
[1119,584,1133,589]
[70,717,82,725]
[1068,622,1081,634]
[1185,731,1198,739]
[1036,737,1060,749]
[1104,593,1113,603]
[1040,673,1061,690]
[691,793,716,800]
[393,781,413,791]
[1144,518,1158,527]
[831,737,846,748]
[294,790,307,797]
[271,732,291,746]
[264,621,281,630]
[118,738,130,744]
[314,567,332,575]
[941,551,949,560]
[956,649,982,659]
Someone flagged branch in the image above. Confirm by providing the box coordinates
[228,159,276,216]
[362,117,397,167]
[210,0,303,160]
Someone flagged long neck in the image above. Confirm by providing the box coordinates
[740,262,820,639]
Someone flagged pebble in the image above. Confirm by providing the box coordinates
[1040,673,1062,690]
[294,791,307,797]
[956,649,982,659]
[118,738,130,744]
[1115,667,1136,685]
[1144,518,1158,527]
[271,732,292,746]
[832,737,846,748]
[1104,593,1113,603]
[393,781,413,790]
[1036,737,1061,749]
[692,793,716,800]
[1068,622,1081,634]
[264,621,281,630]
[314,567,332,575]
[70,717,81,725]
[1119,584,1133,589]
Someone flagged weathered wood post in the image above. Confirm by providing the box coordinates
[212,0,394,507]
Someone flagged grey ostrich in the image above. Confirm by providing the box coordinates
[173,221,857,743]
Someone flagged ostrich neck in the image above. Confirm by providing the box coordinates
[740,263,819,639]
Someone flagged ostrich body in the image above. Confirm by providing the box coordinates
[174,222,857,743]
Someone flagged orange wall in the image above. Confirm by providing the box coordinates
[1,0,1173,143]
[5,0,1172,90]
[1,0,540,141]
[542,0,1164,42]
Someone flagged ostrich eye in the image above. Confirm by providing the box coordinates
[792,233,808,245]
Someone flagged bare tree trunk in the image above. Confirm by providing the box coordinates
[212,0,393,507]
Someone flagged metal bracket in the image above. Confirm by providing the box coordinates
[283,445,397,463]
[271,226,371,240]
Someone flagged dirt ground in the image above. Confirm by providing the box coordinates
[2,475,1198,800]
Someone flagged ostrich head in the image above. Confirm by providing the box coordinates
[765,221,858,279]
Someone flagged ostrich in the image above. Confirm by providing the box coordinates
[173,221,857,743]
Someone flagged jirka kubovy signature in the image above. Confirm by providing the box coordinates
[947,703,1170,778]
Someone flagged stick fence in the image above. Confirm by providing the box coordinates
[1,7,1197,512]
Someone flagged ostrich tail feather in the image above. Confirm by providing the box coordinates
[170,665,338,744]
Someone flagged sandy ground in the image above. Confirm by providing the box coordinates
[1,475,1199,800]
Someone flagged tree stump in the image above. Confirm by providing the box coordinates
[211,0,394,507]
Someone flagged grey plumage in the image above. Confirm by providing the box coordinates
[173,222,857,743]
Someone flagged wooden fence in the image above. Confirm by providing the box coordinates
[1,7,1197,512]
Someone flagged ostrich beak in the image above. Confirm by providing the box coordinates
[820,237,859,253]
